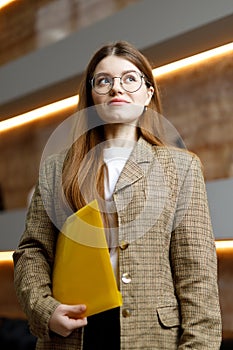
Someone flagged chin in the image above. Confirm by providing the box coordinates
[96,104,144,125]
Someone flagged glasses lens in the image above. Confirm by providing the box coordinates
[121,71,142,92]
[93,74,112,94]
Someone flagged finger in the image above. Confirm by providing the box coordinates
[59,317,88,338]
[69,317,87,328]
[63,316,87,335]
[64,304,87,317]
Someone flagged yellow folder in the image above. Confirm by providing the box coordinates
[52,199,122,317]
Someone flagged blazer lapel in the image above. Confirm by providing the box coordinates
[115,137,154,192]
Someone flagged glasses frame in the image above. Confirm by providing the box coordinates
[90,70,147,95]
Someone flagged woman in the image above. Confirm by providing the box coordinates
[13,41,222,349]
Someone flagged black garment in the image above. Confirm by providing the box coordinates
[83,307,120,350]
[0,318,36,350]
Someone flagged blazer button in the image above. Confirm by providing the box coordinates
[121,272,132,284]
[119,240,129,250]
[122,308,132,318]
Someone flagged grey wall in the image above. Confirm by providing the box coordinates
[206,178,233,240]
[0,209,27,251]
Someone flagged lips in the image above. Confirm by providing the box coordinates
[108,98,130,105]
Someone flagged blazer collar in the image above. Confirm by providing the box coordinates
[115,137,155,192]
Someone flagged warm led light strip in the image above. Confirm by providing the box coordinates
[0,95,79,133]
[153,41,233,77]
[0,250,14,261]
[0,0,16,9]
[0,42,232,132]
[215,240,233,249]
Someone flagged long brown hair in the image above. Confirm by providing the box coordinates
[62,41,164,212]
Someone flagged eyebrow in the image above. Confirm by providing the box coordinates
[94,69,140,77]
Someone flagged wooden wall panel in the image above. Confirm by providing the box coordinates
[0,108,76,209]
[218,247,233,339]
[0,0,139,66]
[158,51,233,181]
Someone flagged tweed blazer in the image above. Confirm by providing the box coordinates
[13,138,222,349]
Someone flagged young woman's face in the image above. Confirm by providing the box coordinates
[91,55,154,124]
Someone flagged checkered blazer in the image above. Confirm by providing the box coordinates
[13,137,222,349]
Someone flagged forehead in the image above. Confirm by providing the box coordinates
[93,55,139,75]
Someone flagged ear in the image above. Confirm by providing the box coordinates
[144,86,154,106]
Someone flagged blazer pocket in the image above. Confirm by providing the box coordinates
[157,305,180,328]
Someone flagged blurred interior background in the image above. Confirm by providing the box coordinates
[0,0,233,348]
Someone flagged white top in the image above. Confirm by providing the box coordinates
[103,147,133,282]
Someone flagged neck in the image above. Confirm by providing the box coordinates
[104,124,138,148]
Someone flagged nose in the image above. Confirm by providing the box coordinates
[110,77,123,93]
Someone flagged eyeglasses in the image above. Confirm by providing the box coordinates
[90,70,147,95]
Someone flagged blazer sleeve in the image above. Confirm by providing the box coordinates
[170,154,222,349]
[13,181,60,339]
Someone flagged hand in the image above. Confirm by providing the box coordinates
[49,304,87,337]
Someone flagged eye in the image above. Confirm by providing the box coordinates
[123,72,140,84]
[95,75,111,87]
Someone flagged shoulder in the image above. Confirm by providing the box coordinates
[154,145,197,161]
[39,150,68,191]
[154,145,202,168]
[138,138,203,177]
[40,150,67,175]
[150,145,204,183]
